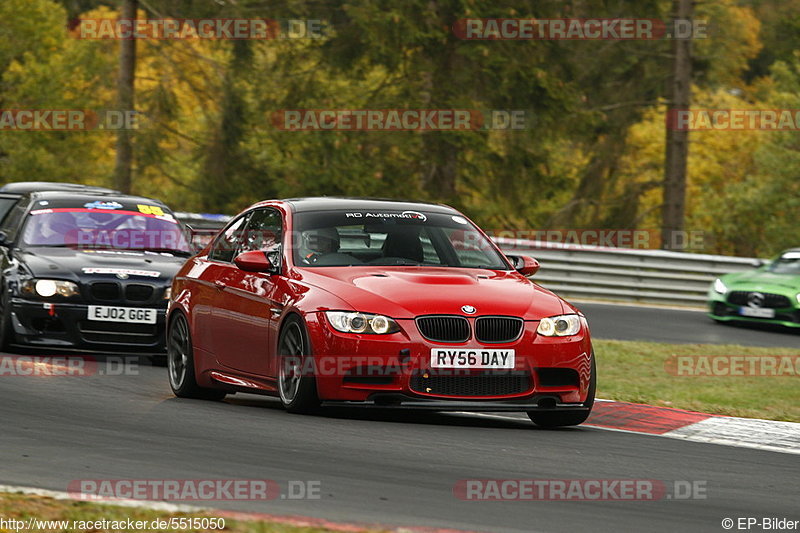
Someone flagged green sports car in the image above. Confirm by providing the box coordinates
[708,248,800,328]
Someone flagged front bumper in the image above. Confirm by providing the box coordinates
[322,395,589,411]
[9,298,168,354]
[305,313,594,407]
[707,293,800,329]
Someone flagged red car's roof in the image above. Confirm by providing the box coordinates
[258,197,459,214]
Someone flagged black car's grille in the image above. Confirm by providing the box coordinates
[88,281,156,304]
[416,316,471,343]
[410,371,532,397]
[90,282,121,301]
[475,316,523,343]
[125,284,154,302]
[78,321,159,345]
[727,291,792,309]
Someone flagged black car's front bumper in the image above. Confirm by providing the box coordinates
[9,299,167,354]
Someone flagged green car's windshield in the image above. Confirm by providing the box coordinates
[767,252,800,275]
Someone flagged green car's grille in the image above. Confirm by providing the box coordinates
[727,291,793,309]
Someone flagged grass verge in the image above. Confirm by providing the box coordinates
[0,491,375,533]
[593,339,799,422]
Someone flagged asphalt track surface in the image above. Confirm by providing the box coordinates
[1,304,798,533]
[576,302,799,348]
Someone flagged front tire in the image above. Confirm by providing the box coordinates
[167,313,226,401]
[277,315,319,414]
[528,355,596,428]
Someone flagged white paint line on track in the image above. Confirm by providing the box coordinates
[663,416,800,455]
[453,411,800,455]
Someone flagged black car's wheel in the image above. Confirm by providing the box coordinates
[277,315,319,413]
[528,355,596,428]
[0,287,15,352]
[167,313,225,400]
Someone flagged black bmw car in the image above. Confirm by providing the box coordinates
[0,190,192,355]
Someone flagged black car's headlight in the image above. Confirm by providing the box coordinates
[536,314,581,337]
[325,311,400,334]
[20,279,80,298]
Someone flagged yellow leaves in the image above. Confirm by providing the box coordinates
[617,87,764,246]
[695,0,762,87]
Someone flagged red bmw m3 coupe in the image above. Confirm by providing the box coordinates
[167,198,595,427]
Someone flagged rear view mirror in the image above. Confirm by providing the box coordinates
[507,254,540,276]
[234,245,281,274]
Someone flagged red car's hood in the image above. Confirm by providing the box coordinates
[297,266,565,319]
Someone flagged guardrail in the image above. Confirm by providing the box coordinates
[494,238,763,307]
[172,213,763,308]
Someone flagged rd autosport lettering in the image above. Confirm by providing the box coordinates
[344,211,427,220]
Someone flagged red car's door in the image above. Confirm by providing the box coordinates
[195,213,251,358]
[211,208,283,376]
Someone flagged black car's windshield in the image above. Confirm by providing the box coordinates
[767,252,800,274]
[293,209,510,269]
[20,202,191,254]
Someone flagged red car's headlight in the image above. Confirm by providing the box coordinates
[325,311,400,334]
[536,314,581,336]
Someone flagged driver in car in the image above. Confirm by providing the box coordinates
[301,227,340,264]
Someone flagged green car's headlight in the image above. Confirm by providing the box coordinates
[537,314,581,337]
[713,278,728,295]
[21,279,79,298]
[325,311,400,335]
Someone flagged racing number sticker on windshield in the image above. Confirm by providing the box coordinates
[137,204,165,216]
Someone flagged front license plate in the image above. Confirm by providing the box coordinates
[738,307,775,318]
[88,306,157,324]
[430,348,515,369]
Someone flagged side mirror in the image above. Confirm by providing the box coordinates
[0,231,8,246]
[234,249,280,274]
[507,254,539,276]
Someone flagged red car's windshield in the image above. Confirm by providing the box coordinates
[292,210,510,269]
[21,206,191,254]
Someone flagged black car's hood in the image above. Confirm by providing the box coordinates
[16,247,186,284]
